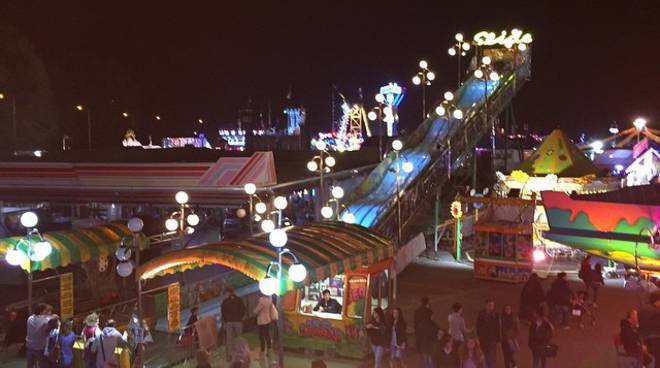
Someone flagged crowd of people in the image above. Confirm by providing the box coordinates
[364,294,556,368]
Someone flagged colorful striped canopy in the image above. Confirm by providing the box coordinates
[138,222,393,292]
[0,223,145,272]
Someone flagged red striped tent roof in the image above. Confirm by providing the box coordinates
[138,222,393,293]
[0,223,147,272]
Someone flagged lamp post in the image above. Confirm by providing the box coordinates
[412,60,435,120]
[633,117,647,144]
[258,199,307,368]
[0,93,18,148]
[634,226,655,272]
[116,217,145,366]
[321,185,345,220]
[473,56,500,182]
[75,105,93,150]
[447,33,472,88]
[164,191,200,241]
[4,212,53,315]
[390,140,414,245]
[307,141,335,213]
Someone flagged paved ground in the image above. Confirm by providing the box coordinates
[394,256,640,368]
[1,254,644,367]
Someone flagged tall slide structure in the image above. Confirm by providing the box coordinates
[343,33,532,240]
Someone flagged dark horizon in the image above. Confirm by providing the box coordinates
[0,1,658,149]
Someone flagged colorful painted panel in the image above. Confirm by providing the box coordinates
[283,312,367,358]
[542,190,660,271]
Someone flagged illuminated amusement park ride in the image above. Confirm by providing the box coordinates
[313,82,406,152]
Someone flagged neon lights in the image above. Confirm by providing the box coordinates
[473,29,533,47]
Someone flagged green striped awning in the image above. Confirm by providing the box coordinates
[0,223,146,272]
[138,222,393,292]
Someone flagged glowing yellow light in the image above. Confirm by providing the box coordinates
[448,48,457,56]
[473,29,533,47]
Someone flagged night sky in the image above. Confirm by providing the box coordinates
[1,1,658,147]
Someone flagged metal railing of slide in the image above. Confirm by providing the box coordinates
[375,53,532,243]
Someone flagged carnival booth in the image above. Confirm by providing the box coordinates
[470,197,535,283]
[495,129,620,255]
[138,222,394,359]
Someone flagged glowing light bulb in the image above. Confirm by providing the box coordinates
[261,219,275,233]
[455,33,464,42]
[419,60,428,69]
[402,161,414,173]
[307,161,318,172]
[444,91,454,101]
[482,56,491,65]
[255,202,267,214]
[324,156,336,168]
[244,183,257,195]
[321,206,334,219]
[259,276,278,295]
[448,48,457,56]
[269,228,287,247]
[368,111,378,121]
[392,140,403,151]
[426,71,435,81]
[412,75,421,85]
[165,218,178,232]
[474,69,484,79]
[453,109,464,120]
[186,213,200,226]
[289,263,307,283]
[331,186,345,199]
[273,196,288,210]
[20,212,38,228]
[342,212,356,224]
[435,106,446,116]
[175,191,189,205]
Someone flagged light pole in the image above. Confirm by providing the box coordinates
[75,105,93,150]
[473,56,500,182]
[389,140,414,245]
[433,91,465,121]
[447,33,472,88]
[116,217,145,366]
[258,200,307,368]
[0,93,18,148]
[4,212,53,315]
[633,117,647,144]
[164,191,200,240]
[321,186,345,220]
[634,227,655,272]
[412,60,436,120]
[307,141,335,213]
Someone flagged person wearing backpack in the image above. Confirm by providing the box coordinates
[43,317,61,368]
[82,313,101,368]
[95,320,127,368]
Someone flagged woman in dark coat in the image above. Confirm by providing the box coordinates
[388,307,407,363]
[520,273,545,322]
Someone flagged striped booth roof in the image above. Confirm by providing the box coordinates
[0,223,147,272]
[138,222,393,293]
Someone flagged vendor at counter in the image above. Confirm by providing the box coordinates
[313,289,343,314]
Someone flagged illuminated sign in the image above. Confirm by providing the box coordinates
[473,29,533,48]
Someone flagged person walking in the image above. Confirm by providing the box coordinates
[414,296,433,353]
[58,320,76,368]
[221,287,246,362]
[95,320,127,368]
[253,293,276,359]
[501,305,520,368]
[476,299,500,368]
[459,337,485,368]
[448,303,471,350]
[388,307,407,365]
[417,311,439,368]
[546,272,572,329]
[591,263,605,305]
[578,255,594,300]
[26,303,57,368]
[81,313,101,368]
[528,308,554,368]
[43,317,61,368]
[366,307,387,368]
[519,273,544,322]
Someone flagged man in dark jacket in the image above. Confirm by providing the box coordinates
[221,287,245,362]
[547,272,572,328]
[414,296,433,352]
[313,290,342,314]
[529,307,554,368]
[476,299,501,368]
[416,315,438,368]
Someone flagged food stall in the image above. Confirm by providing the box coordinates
[137,222,394,359]
[467,196,535,283]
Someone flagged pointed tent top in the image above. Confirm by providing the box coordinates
[516,129,599,177]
